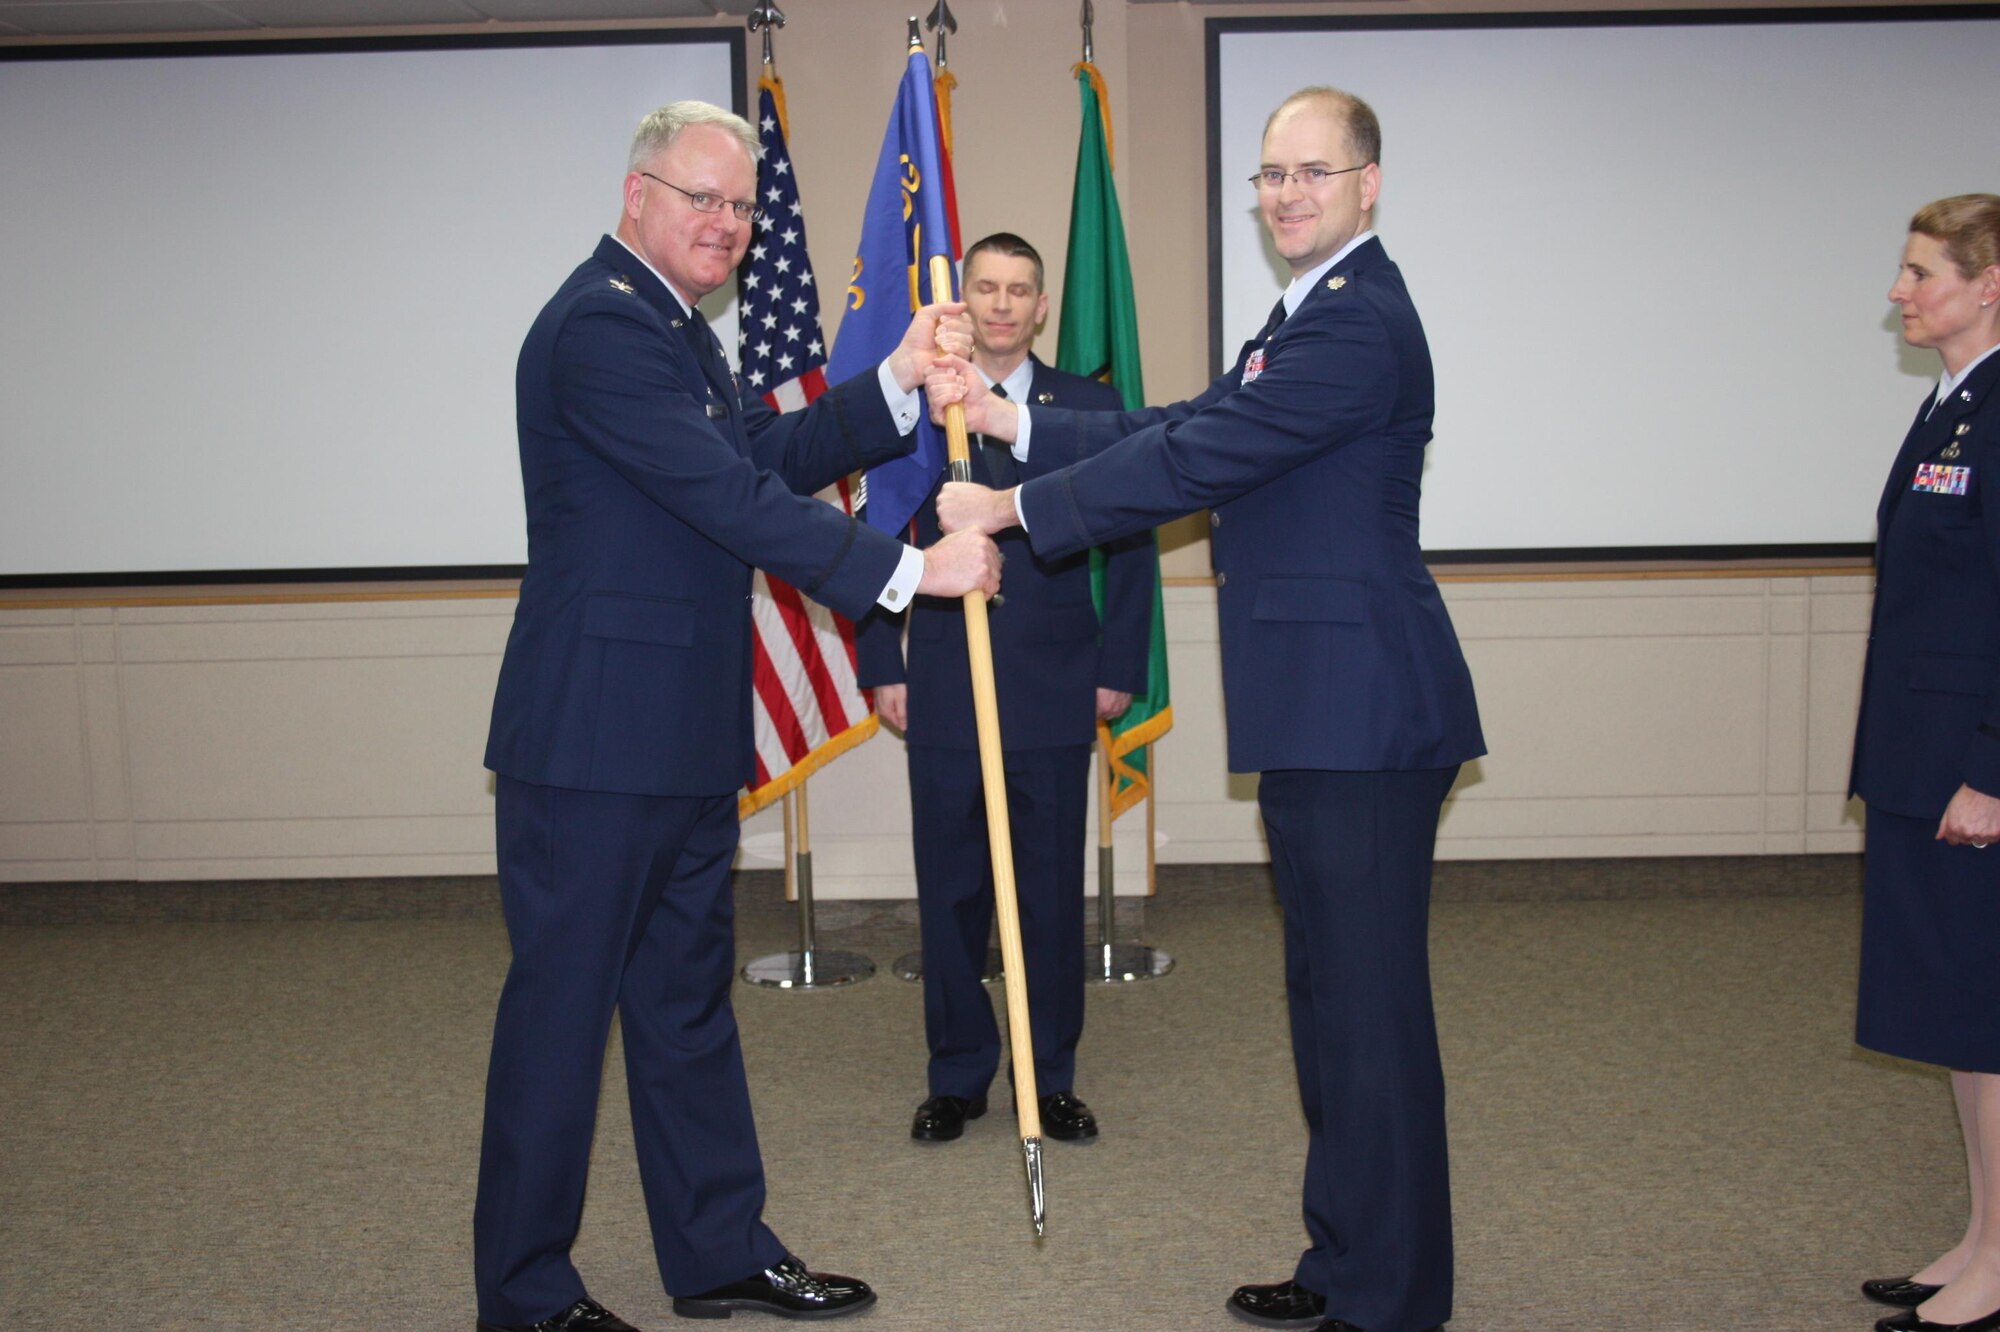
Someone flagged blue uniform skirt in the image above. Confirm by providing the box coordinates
[1855,805,2000,1074]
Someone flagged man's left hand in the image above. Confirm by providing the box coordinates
[1097,689,1133,723]
[1936,783,2000,848]
[886,301,972,393]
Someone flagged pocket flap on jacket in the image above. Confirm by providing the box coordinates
[582,594,697,647]
[1907,653,1988,696]
[1251,578,1368,623]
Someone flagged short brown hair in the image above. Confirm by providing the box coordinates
[962,232,1045,290]
[1911,194,2000,279]
[1264,86,1382,167]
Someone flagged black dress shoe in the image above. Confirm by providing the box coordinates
[672,1255,875,1320]
[476,1297,639,1332]
[910,1093,986,1142]
[1038,1090,1098,1141]
[1227,1279,1326,1328]
[1876,1308,2000,1332]
[1868,1277,1947,1308]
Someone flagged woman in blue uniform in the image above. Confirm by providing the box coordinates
[1852,194,2000,1332]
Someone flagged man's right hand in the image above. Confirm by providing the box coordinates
[916,529,1002,599]
[924,355,1020,442]
[873,682,908,732]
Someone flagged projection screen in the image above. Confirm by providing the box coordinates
[0,32,740,583]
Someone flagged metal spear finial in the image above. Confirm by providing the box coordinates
[925,0,958,69]
[748,2,785,67]
[906,14,922,50]
[1079,0,1094,63]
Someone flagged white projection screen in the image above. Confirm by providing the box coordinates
[0,32,740,584]
[1210,9,2000,558]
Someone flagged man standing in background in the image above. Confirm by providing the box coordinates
[857,232,1154,1147]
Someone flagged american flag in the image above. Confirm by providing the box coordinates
[736,73,878,819]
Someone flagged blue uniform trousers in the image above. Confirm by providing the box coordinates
[1259,766,1460,1332]
[909,742,1091,1099]
[473,776,785,1325]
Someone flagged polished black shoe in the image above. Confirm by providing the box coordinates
[1227,1279,1326,1328]
[1876,1308,2000,1332]
[1038,1090,1099,1141]
[910,1093,986,1142]
[1868,1277,1948,1308]
[672,1256,876,1321]
[476,1297,640,1332]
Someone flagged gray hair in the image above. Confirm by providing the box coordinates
[628,101,761,172]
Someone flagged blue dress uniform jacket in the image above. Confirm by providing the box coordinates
[1016,238,1482,775]
[486,234,909,799]
[1850,351,2000,1075]
[474,235,915,1325]
[1014,237,1480,1332]
[854,358,1153,747]
[1850,352,2000,817]
[853,358,1151,1100]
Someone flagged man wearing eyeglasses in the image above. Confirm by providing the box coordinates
[930,87,1483,1332]
[475,101,1000,1332]
[854,232,1154,1149]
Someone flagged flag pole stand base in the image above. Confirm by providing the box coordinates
[892,946,1004,984]
[741,840,875,988]
[741,948,876,989]
[1093,940,1173,984]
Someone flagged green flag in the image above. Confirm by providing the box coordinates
[1058,62,1172,820]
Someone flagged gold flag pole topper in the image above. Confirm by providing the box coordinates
[928,253,1046,1236]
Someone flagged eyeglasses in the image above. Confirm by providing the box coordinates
[1248,165,1367,191]
[640,171,762,222]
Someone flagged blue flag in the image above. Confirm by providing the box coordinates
[828,47,958,538]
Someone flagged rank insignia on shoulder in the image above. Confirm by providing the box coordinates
[1036,390,1054,404]
[609,276,635,295]
[1328,275,1348,291]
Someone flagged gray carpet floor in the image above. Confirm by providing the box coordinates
[0,859,1962,1331]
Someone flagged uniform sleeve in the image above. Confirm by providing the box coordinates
[1961,445,2000,797]
[552,296,901,620]
[739,365,914,497]
[1019,297,1397,560]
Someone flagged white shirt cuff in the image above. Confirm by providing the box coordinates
[1011,404,1032,461]
[1013,485,1030,532]
[878,543,925,610]
[879,361,921,434]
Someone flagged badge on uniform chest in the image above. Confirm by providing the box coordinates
[1243,348,1267,385]
[1912,462,1972,496]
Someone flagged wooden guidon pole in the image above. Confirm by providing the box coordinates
[927,255,1045,1236]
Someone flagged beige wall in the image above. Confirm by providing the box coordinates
[0,574,1870,886]
[3,1,1908,885]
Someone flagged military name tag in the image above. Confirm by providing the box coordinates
[1912,462,1971,496]
[1242,347,1267,385]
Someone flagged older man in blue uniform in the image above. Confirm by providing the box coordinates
[932,88,1482,1332]
[855,232,1153,1146]
[475,101,999,1332]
